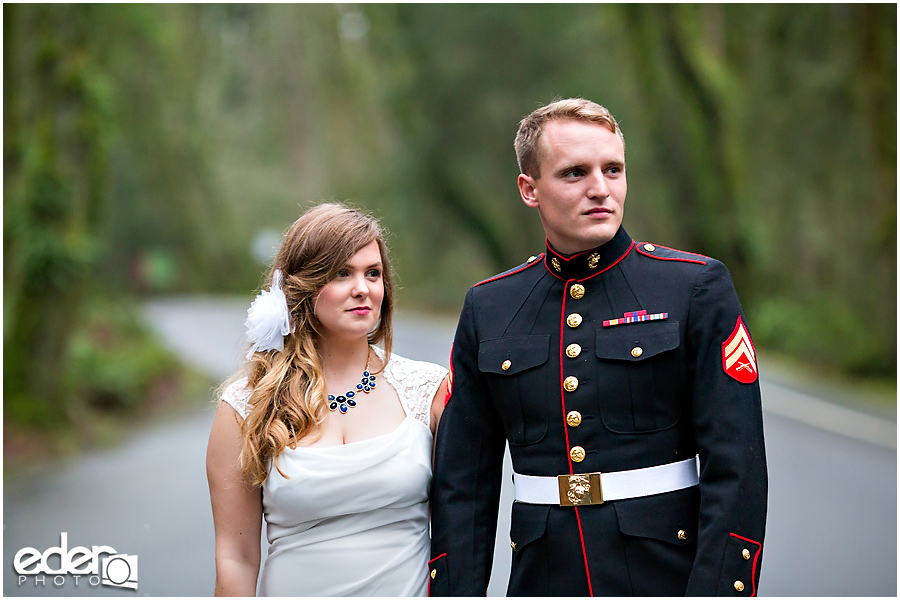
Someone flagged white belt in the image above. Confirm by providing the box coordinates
[513,455,699,506]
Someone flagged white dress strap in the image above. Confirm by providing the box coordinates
[221,377,252,420]
[376,348,448,429]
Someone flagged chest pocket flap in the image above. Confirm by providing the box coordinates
[596,321,679,361]
[478,335,549,375]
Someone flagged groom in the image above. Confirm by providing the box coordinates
[430,98,767,596]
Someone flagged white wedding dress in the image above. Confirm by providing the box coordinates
[221,349,447,597]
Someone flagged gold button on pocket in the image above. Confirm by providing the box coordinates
[563,376,579,392]
[569,446,586,462]
[742,548,751,560]
[566,313,583,328]
[566,411,582,427]
[734,581,745,593]
[569,284,585,299]
[566,343,581,358]
[631,347,643,358]
[431,569,437,579]
[501,360,511,371]
[677,530,687,540]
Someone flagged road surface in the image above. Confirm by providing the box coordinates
[4,297,895,596]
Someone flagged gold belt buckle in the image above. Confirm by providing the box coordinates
[558,472,603,506]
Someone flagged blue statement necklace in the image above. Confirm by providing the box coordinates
[328,352,376,414]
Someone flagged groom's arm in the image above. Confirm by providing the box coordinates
[684,260,768,595]
[430,287,506,596]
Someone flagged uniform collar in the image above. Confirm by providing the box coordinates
[543,227,634,281]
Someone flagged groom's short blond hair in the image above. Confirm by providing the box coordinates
[514,98,625,178]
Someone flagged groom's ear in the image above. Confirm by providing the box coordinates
[518,173,539,208]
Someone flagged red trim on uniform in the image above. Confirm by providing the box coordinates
[559,279,594,597]
[546,268,566,281]
[663,243,713,260]
[573,507,593,596]
[729,533,762,597]
[577,240,635,282]
[643,242,713,260]
[427,553,447,597]
[635,243,708,265]
[545,239,595,261]
[545,240,635,283]
[445,343,454,406]
[473,255,544,287]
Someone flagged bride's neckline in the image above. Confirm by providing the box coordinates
[289,414,428,451]
[289,354,427,450]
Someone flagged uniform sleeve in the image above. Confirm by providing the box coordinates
[685,260,768,596]
[430,287,507,596]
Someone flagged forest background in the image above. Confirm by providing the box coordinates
[4,4,896,455]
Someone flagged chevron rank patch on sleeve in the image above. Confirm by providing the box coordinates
[722,316,758,383]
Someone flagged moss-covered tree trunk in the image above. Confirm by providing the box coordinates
[4,5,106,422]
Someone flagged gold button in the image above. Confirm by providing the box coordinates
[677,530,687,540]
[551,257,562,272]
[742,548,751,560]
[569,284,585,299]
[501,360,511,371]
[566,343,582,358]
[587,253,600,269]
[563,376,579,392]
[566,313,583,328]
[527,255,537,263]
[569,446,585,462]
[631,347,643,358]
[510,541,516,550]
[566,411,582,427]
[643,243,656,252]
[431,569,437,579]
[734,581,744,593]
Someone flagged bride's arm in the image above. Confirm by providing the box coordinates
[207,401,263,596]
[430,374,451,435]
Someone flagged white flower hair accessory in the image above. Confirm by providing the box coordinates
[245,269,293,359]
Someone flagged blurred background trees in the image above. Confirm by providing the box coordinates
[4,4,895,434]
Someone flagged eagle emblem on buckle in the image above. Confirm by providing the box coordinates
[566,475,591,504]
[558,473,603,506]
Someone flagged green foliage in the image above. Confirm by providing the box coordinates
[754,296,892,378]
[5,298,178,425]
[4,296,208,469]
[64,298,179,412]
[3,4,245,429]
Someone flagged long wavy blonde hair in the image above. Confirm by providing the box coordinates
[238,203,394,486]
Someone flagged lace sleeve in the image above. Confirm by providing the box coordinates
[221,377,252,420]
[379,351,448,428]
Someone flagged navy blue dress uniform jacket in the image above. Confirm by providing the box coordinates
[430,227,767,596]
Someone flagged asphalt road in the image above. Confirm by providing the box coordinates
[3,297,895,596]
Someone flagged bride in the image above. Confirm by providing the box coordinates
[206,204,448,596]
